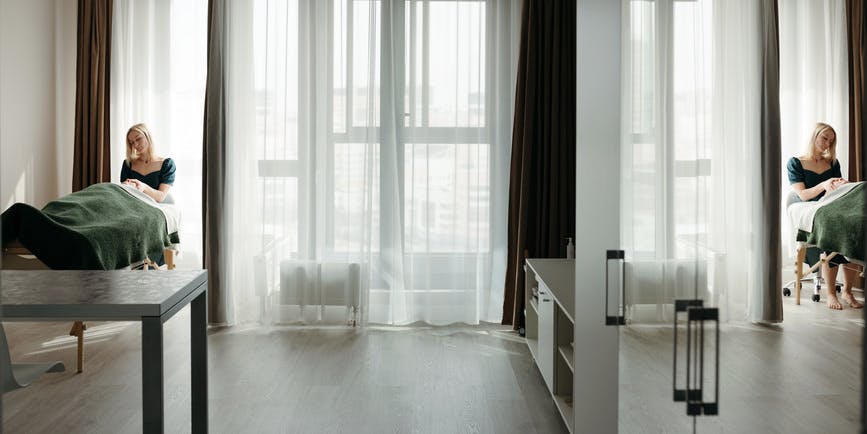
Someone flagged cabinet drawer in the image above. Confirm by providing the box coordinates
[537,280,555,390]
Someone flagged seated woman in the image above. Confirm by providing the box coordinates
[787,122,862,310]
[121,123,176,267]
[120,123,176,203]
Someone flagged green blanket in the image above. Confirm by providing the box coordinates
[2,183,178,270]
[797,182,865,262]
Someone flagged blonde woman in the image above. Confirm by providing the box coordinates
[120,123,176,204]
[786,122,861,310]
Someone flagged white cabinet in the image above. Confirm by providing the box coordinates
[524,259,574,433]
[537,280,555,390]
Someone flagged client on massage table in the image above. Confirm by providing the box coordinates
[786,122,862,310]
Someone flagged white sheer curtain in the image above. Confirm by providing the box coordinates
[111,0,208,268]
[621,0,762,322]
[224,0,520,325]
[778,0,849,257]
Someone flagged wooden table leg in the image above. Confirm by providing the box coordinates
[69,321,86,373]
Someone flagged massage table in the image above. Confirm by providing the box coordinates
[1,182,181,372]
[786,182,865,304]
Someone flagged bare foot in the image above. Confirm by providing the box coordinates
[826,294,843,310]
[841,292,863,309]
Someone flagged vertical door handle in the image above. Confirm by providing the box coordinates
[673,299,719,416]
[604,250,626,326]
[673,299,702,402]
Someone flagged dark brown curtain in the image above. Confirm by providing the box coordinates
[848,0,865,181]
[861,2,867,427]
[861,2,867,429]
[72,0,113,191]
[203,0,229,325]
[759,0,783,323]
[502,0,576,328]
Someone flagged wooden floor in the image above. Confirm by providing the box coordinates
[1,291,863,434]
[2,319,567,433]
[620,291,864,433]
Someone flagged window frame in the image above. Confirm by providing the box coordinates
[628,0,711,261]
[326,0,494,258]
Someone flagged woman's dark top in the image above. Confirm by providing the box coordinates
[120,158,176,190]
[786,157,841,201]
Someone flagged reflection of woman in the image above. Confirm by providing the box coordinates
[787,122,862,310]
[120,123,176,203]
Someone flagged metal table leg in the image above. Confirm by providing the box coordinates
[142,316,164,433]
[191,291,208,433]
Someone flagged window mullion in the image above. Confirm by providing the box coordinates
[658,0,675,259]
[346,0,353,132]
[422,0,429,128]
[378,0,407,255]
[408,0,417,128]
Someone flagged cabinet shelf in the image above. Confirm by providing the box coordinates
[553,394,574,433]
[558,345,574,373]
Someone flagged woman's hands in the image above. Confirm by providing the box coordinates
[123,179,171,202]
[123,179,149,193]
[821,177,848,192]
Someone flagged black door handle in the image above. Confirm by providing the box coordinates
[605,250,625,326]
[673,299,719,416]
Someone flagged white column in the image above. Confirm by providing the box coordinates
[575,0,621,432]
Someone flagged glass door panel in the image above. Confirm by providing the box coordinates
[617,0,726,432]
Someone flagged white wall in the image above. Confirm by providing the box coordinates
[0,0,76,209]
[54,0,76,200]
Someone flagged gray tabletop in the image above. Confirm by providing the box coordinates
[1,270,208,320]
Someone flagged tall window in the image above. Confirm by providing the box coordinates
[624,0,712,261]
[622,0,765,319]
[778,0,849,256]
[112,0,208,267]
[232,0,518,324]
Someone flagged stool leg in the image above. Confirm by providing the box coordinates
[795,246,806,305]
[164,249,175,270]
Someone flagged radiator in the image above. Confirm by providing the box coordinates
[625,259,710,305]
[279,261,361,325]
[623,257,718,323]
